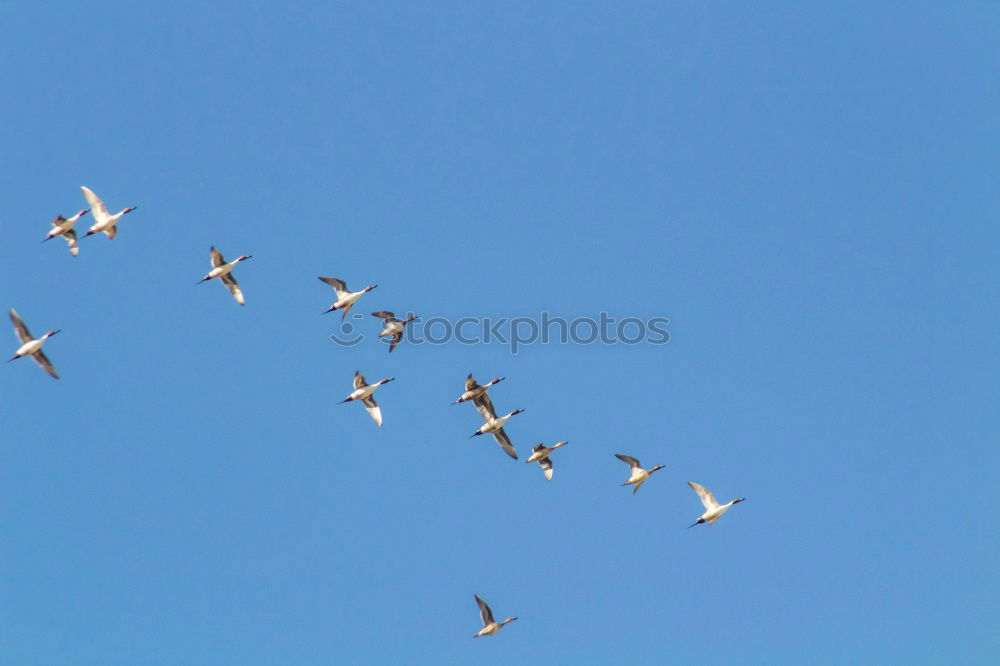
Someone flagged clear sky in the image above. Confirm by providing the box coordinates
[3,2,998,664]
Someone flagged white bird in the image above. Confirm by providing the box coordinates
[80,186,137,239]
[688,481,745,527]
[339,370,394,426]
[371,311,418,353]
[615,454,665,495]
[7,308,60,379]
[319,277,377,320]
[526,441,569,481]
[472,595,517,638]
[42,209,89,256]
[471,407,524,460]
[196,247,252,305]
[452,374,505,406]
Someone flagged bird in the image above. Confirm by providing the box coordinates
[688,482,745,527]
[471,407,524,460]
[319,277,377,320]
[371,311,418,353]
[196,247,252,305]
[80,186,137,239]
[526,441,569,481]
[42,209,89,256]
[339,370,394,426]
[472,594,517,638]
[615,454,665,495]
[451,374,505,406]
[7,308,60,379]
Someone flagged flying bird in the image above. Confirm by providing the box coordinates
[471,406,524,460]
[340,370,394,426]
[688,481,745,527]
[452,374,505,406]
[526,441,569,481]
[80,186,137,239]
[472,594,517,638]
[319,277,376,320]
[196,246,252,305]
[371,311,418,353]
[615,454,665,495]
[7,308,60,379]
[42,209,89,256]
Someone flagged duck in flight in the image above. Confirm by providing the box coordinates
[340,370,394,426]
[688,481,745,527]
[7,308,60,379]
[80,186,137,239]
[371,311,418,353]
[472,595,517,638]
[526,441,569,481]
[471,405,524,460]
[319,277,376,320]
[615,454,665,495]
[42,209,89,256]
[196,247,252,305]
[452,374,505,406]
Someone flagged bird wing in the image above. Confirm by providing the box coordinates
[539,456,553,480]
[318,276,349,299]
[340,300,354,320]
[615,453,640,470]
[63,229,79,256]
[221,272,244,305]
[688,481,720,511]
[465,374,479,391]
[50,215,68,228]
[80,186,110,222]
[371,311,395,321]
[473,392,497,421]
[362,395,382,426]
[9,308,32,344]
[210,246,225,267]
[32,349,59,379]
[353,371,367,389]
[104,224,117,239]
[388,332,401,353]
[475,595,494,626]
[492,428,518,459]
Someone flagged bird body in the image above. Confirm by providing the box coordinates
[615,453,665,494]
[7,308,60,379]
[196,247,252,305]
[472,595,517,638]
[43,209,89,255]
[526,441,568,480]
[471,407,524,460]
[688,481,745,527]
[474,409,524,435]
[80,186,137,239]
[340,371,394,426]
[319,277,377,320]
[452,374,505,405]
[371,311,418,353]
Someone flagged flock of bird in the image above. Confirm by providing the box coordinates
[13,185,747,638]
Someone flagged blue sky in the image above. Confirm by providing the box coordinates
[3,2,998,664]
